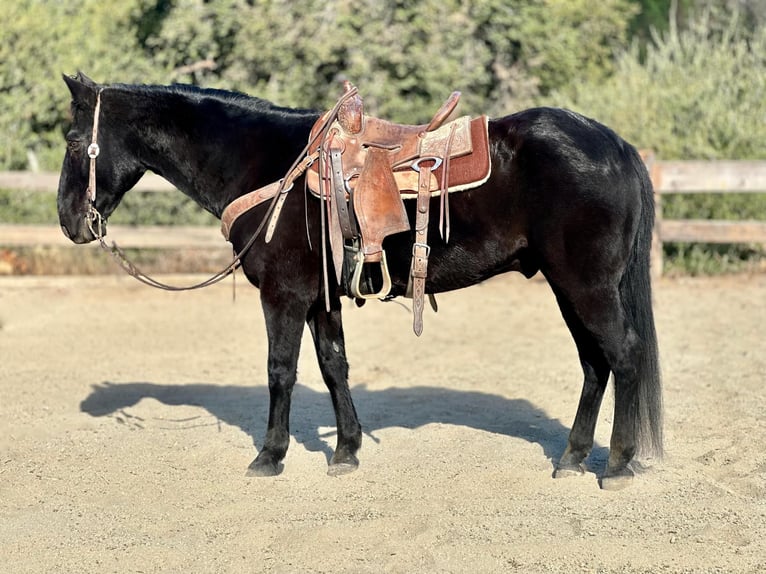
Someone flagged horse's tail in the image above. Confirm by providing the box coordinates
[621,149,664,458]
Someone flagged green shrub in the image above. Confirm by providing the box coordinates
[663,193,766,221]
[549,9,766,274]
[663,243,765,276]
[551,10,766,160]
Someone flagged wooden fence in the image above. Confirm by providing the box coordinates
[0,172,224,254]
[640,154,766,275]
[2,159,766,277]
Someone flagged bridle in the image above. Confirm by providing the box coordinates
[81,86,355,292]
[84,88,105,239]
[82,88,246,291]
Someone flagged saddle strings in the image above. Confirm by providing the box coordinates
[438,121,458,243]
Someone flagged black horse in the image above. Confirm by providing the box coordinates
[57,72,662,489]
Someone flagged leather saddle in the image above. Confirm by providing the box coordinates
[220,82,491,335]
[306,82,490,326]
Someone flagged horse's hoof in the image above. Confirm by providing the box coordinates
[245,458,283,477]
[328,453,359,476]
[600,467,634,490]
[553,463,585,479]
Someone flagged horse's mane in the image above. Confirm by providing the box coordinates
[106,82,318,119]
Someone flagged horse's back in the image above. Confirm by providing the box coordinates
[491,107,645,196]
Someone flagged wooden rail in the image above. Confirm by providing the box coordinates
[0,223,223,249]
[2,162,766,276]
[0,171,175,193]
[0,172,217,250]
[640,155,766,275]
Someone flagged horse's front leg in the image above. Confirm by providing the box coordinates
[246,293,307,477]
[307,299,362,476]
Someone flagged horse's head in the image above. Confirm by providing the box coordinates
[58,72,145,243]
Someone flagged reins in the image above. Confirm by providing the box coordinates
[84,86,358,292]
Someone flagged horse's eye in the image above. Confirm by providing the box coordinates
[67,140,81,153]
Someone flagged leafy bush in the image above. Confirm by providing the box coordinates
[0,0,639,170]
[662,243,765,276]
[550,8,766,274]
[0,0,165,170]
[2,1,764,275]
[550,9,766,160]
[663,193,766,221]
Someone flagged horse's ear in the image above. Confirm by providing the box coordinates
[76,71,97,87]
[62,72,98,108]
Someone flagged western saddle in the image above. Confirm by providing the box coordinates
[221,82,491,335]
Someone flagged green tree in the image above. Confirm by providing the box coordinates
[0,0,164,171]
[138,0,251,85]
[5,0,757,173]
[552,8,766,159]
[221,0,493,122]
[506,0,638,96]
[218,0,638,120]
[629,0,694,41]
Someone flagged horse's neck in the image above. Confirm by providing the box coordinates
[129,93,313,218]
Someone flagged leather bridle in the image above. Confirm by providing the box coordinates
[84,88,105,240]
[78,86,354,293]
[81,87,244,291]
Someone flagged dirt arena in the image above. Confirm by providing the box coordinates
[1,271,764,573]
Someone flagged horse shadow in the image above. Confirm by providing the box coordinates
[79,381,609,473]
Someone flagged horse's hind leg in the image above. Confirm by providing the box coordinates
[307,300,362,476]
[552,283,643,489]
[551,288,611,478]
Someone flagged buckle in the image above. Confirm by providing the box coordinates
[412,242,431,257]
[87,143,100,159]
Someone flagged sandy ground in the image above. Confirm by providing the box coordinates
[0,271,764,574]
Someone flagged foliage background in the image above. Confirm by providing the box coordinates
[0,0,764,274]
[2,0,764,170]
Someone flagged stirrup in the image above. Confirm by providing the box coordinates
[350,250,392,299]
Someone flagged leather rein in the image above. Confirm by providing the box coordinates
[83,87,356,292]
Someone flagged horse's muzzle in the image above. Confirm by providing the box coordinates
[60,218,101,244]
